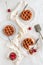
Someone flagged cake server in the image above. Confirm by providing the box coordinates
[34,24,43,39]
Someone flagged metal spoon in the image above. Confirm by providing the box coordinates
[34,24,43,39]
[23,4,28,10]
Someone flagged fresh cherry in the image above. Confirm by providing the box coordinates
[7,9,11,12]
[9,52,17,60]
[29,49,33,54]
[28,27,32,30]
[33,49,37,52]
[29,49,37,54]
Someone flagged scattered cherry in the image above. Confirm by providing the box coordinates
[9,52,17,60]
[33,49,37,52]
[29,49,33,54]
[7,9,11,12]
[28,27,32,30]
[29,48,37,54]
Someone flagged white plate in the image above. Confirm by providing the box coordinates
[0,20,19,41]
[17,6,35,25]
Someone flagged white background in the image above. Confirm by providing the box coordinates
[0,0,43,65]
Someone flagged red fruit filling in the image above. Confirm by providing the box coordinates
[9,52,17,60]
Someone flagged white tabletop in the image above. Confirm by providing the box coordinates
[0,0,43,65]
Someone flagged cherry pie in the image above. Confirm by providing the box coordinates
[20,10,32,21]
[3,25,15,36]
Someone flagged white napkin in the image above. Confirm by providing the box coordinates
[6,42,24,65]
[10,0,28,34]
[10,0,28,21]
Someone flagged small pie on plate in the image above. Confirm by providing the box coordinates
[22,38,34,50]
[0,20,19,40]
[20,10,32,21]
[3,25,15,36]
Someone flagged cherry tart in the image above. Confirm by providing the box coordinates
[3,25,15,36]
[22,38,34,50]
[20,10,32,21]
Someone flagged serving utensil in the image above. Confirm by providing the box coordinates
[14,3,28,18]
[34,24,43,39]
[23,4,28,10]
[35,38,39,44]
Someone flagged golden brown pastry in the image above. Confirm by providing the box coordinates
[22,38,34,50]
[3,25,15,36]
[20,10,32,21]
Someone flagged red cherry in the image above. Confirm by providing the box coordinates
[33,49,37,52]
[29,49,33,54]
[29,49,37,54]
[7,9,11,12]
[28,27,32,30]
[9,52,17,60]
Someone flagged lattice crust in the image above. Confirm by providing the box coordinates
[22,38,34,50]
[20,10,32,21]
[3,25,15,36]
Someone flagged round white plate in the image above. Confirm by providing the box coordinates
[17,6,35,25]
[0,20,19,41]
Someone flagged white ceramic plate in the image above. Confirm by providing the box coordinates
[0,20,19,41]
[17,6,35,25]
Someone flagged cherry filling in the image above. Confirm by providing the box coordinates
[9,52,17,60]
